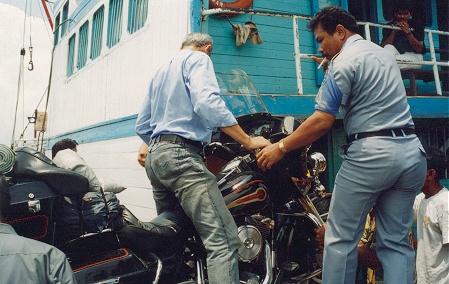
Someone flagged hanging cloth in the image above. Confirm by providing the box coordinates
[230,20,263,46]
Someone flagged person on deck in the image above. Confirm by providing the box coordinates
[52,138,103,193]
[380,3,426,70]
[256,6,426,284]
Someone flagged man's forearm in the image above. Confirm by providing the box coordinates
[381,31,396,47]
[219,124,251,148]
[282,110,335,152]
[406,33,424,53]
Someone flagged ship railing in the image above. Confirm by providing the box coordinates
[201,8,448,95]
[358,21,449,96]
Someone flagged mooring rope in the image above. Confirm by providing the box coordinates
[0,144,16,174]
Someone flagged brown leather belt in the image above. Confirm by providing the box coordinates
[151,134,203,149]
[348,128,415,143]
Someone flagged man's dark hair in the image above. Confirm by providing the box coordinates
[52,138,78,159]
[392,1,414,14]
[308,5,359,35]
[0,174,11,219]
[425,146,448,182]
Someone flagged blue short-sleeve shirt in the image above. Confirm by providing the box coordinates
[314,34,414,136]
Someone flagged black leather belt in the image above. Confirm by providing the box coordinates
[348,128,415,143]
[151,134,203,149]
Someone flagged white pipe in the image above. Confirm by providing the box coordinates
[427,31,443,95]
[293,16,303,94]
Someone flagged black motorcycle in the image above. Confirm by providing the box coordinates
[4,70,331,283]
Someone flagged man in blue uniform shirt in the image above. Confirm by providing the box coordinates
[136,32,270,283]
[256,6,426,284]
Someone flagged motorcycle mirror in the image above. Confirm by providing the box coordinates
[282,116,296,135]
[308,152,327,175]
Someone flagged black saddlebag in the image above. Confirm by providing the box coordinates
[71,247,155,283]
[7,181,57,242]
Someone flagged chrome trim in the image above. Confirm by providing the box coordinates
[261,241,273,284]
[148,252,163,284]
[197,257,206,284]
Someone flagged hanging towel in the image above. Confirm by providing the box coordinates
[231,20,263,46]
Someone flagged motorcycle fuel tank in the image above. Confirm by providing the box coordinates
[217,156,269,216]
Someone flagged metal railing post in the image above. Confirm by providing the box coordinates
[364,23,371,41]
[427,31,443,95]
[293,16,303,95]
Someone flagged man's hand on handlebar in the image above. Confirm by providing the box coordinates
[244,136,271,151]
[219,125,271,152]
[256,142,285,171]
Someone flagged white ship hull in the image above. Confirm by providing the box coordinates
[47,0,194,219]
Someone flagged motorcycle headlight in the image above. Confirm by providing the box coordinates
[307,152,326,176]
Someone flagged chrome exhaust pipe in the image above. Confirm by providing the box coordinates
[261,240,273,284]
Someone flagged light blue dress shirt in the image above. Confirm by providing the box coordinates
[136,50,237,144]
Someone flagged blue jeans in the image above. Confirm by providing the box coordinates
[322,136,426,284]
[145,142,241,284]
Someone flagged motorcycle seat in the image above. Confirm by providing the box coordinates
[12,147,89,196]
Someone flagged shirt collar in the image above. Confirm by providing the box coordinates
[0,223,17,235]
[331,34,363,62]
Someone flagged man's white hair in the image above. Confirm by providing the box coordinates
[181,33,213,48]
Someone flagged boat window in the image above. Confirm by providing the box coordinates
[107,0,123,47]
[128,0,149,34]
[382,0,432,27]
[67,34,76,77]
[54,13,60,46]
[61,1,69,37]
[77,21,89,69]
[91,6,105,60]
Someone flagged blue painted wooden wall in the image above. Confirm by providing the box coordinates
[203,0,445,96]
[206,0,319,95]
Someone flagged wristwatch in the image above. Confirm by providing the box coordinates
[279,139,288,154]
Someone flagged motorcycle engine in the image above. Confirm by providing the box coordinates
[237,225,263,262]
[237,214,272,262]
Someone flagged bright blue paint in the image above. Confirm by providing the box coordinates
[47,115,138,148]
[47,96,448,147]
[207,0,318,96]
[340,0,348,11]
[191,0,201,32]
[408,97,449,118]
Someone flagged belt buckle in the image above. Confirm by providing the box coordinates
[389,129,396,137]
[391,129,406,137]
